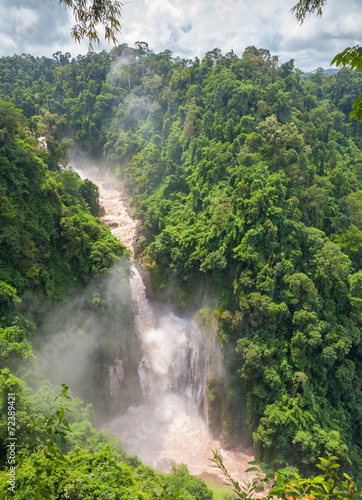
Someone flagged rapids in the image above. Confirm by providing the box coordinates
[76,166,255,485]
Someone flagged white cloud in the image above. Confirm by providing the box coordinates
[0,0,89,57]
[0,0,360,71]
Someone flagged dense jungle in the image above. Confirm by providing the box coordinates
[0,41,361,498]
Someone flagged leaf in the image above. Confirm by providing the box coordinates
[278,468,294,475]
[310,478,326,486]
[318,457,329,465]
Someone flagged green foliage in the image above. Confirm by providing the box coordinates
[168,463,213,500]
[211,450,361,500]
[0,44,361,484]
[0,97,137,477]
[0,99,128,327]
[331,46,362,120]
[17,384,73,499]
[332,46,362,73]
[0,385,213,499]
[331,45,362,121]
[0,326,32,366]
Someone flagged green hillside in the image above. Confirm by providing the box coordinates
[0,43,361,495]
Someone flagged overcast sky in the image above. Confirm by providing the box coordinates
[0,0,360,72]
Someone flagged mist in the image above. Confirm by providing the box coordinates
[25,261,140,420]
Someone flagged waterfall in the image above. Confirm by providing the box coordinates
[123,265,210,468]
[128,260,207,411]
[75,164,254,483]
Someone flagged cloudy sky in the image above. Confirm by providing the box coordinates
[0,0,360,71]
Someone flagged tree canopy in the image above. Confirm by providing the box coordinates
[0,31,361,493]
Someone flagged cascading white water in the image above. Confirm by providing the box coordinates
[76,165,254,484]
[137,313,205,408]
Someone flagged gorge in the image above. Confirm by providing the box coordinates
[77,164,255,484]
[0,45,361,495]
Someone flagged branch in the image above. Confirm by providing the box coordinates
[59,0,123,50]
[291,0,327,24]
